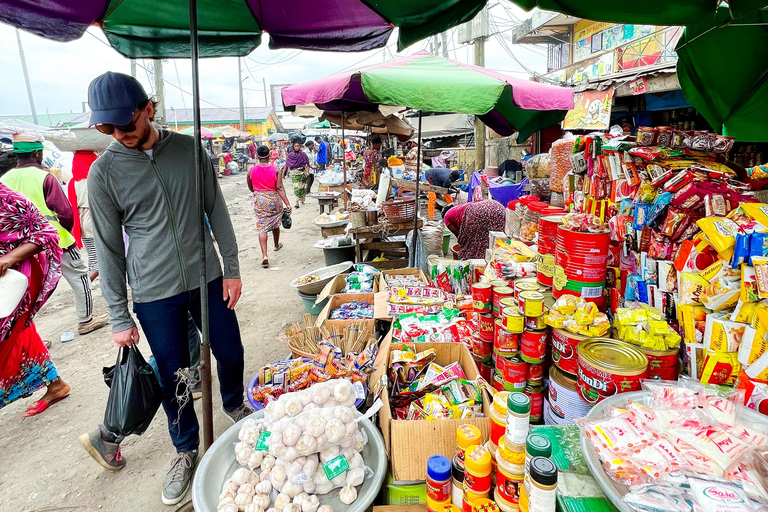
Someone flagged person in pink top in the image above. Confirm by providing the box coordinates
[248,145,292,268]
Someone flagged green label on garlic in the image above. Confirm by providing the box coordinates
[323,454,350,481]
[255,431,271,451]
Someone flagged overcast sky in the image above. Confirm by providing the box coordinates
[0,3,548,119]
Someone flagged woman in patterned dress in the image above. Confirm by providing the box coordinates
[248,145,292,268]
[0,182,70,416]
[285,141,310,209]
[443,199,506,260]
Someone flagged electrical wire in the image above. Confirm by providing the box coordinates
[173,60,187,110]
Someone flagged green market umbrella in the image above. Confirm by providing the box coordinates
[676,9,768,142]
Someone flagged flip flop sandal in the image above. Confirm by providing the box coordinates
[24,393,69,417]
[275,243,284,252]
[261,259,269,269]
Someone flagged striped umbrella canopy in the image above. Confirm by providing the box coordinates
[0,0,492,57]
[282,52,574,142]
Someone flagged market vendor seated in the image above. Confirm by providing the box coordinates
[425,168,460,189]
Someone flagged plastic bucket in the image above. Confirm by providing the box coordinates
[298,290,328,315]
[322,245,356,266]
[555,227,609,283]
[443,230,452,256]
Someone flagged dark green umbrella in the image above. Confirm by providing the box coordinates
[676,8,768,142]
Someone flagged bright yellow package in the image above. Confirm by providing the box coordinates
[679,272,709,305]
[696,217,739,254]
[678,304,708,344]
[699,350,741,386]
[753,256,768,299]
[742,265,760,302]
[741,203,768,230]
[574,302,598,325]
[753,302,768,341]
[700,277,741,312]
[738,331,768,366]
[544,309,566,328]
[731,300,757,324]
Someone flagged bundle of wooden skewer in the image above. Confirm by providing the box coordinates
[286,314,375,356]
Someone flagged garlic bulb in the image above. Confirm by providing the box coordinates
[320,446,339,463]
[302,495,320,512]
[333,381,353,405]
[282,481,303,499]
[248,471,260,487]
[235,492,253,507]
[344,421,358,437]
[253,493,271,509]
[220,488,236,501]
[217,496,235,509]
[295,413,310,429]
[219,504,238,512]
[305,416,326,437]
[312,387,331,406]
[348,452,364,470]
[296,434,318,456]
[282,424,302,447]
[236,442,253,464]
[238,483,255,496]
[302,480,316,495]
[353,434,365,452]
[283,505,299,512]
[331,473,347,488]
[248,450,264,470]
[324,419,344,444]
[346,467,365,487]
[302,456,319,478]
[333,407,354,424]
[284,447,300,461]
[285,396,303,417]
[270,465,287,490]
[261,455,276,472]
[271,441,288,459]
[338,438,354,450]
[339,484,358,505]
[232,467,251,486]
[274,492,292,511]
[303,403,317,412]
[317,506,334,512]
[299,392,312,407]
[314,434,328,451]
[260,469,272,483]
[270,400,287,421]
[239,426,260,445]
[255,480,272,495]
[314,482,333,495]
[243,504,263,512]
[319,408,335,421]
[293,492,309,508]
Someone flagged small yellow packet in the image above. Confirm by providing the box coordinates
[696,217,739,254]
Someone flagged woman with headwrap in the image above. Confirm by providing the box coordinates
[67,150,99,281]
[443,199,506,259]
[285,140,309,209]
[0,182,70,416]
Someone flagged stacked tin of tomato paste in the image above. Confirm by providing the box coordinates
[471,279,548,423]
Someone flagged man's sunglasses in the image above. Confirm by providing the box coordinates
[95,109,142,135]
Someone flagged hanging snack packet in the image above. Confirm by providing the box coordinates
[696,217,740,255]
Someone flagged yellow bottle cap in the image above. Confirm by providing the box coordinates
[457,424,482,449]
[492,391,510,416]
[464,445,492,475]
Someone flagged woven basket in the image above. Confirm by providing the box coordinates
[381,198,416,224]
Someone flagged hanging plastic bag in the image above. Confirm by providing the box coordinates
[282,208,293,230]
[102,344,163,437]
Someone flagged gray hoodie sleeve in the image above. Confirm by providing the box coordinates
[88,159,136,333]
[202,149,240,279]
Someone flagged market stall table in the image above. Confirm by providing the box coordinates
[348,220,423,269]
[308,192,341,214]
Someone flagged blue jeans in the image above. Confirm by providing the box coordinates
[148,314,200,385]
[104,278,245,453]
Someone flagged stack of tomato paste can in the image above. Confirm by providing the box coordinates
[482,278,547,423]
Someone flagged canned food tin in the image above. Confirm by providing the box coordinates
[471,332,493,362]
[524,384,544,423]
[641,347,679,381]
[521,329,547,364]
[577,339,648,405]
[492,286,515,317]
[477,360,494,382]
[524,309,547,330]
[501,307,524,334]
[473,283,493,313]
[494,319,520,357]
[493,371,505,391]
[518,291,545,317]
[514,281,539,301]
[498,356,527,391]
[550,328,586,376]
[477,313,495,342]
[490,280,509,288]
[527,362,544,385]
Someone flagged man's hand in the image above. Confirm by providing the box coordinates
[114,326,140,347]
[223,278,242,309]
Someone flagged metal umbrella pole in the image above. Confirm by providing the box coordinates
[341,114,347,209]
[413,111,423,245]
[188,0,213,451]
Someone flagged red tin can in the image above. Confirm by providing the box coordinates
[577,339,648,405]
[477,312,495,342]
[499,356,527,391]
[641,347,679,381]
[520,329,547,364]
[492,286,515,317]
[527,362,544,386]
[473,283,493,313]
[525,384,544,423]
[494,319,520,357]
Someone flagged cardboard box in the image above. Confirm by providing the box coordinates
[370,339,490,482]
[378,268,429,291]
[316,274,379,306]
[316,293,375,334]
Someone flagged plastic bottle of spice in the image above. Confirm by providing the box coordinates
[456,424,482,470]
[512,196,538,239]
[520,457,557,512]
[505,392,531,451]
[523,434,552,498]
[506,200,519,236]
[452,455,465,508]
[427,455,452,511]
[520,201,548,243]
[489,391,509,450]
[495,437,525,512]
[463,445,492,512]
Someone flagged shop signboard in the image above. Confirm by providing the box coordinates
[562,87,615,130]
[629,77,647,95]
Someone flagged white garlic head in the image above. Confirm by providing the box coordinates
[238,483,255,496]
[305,416,327,438]
[346,467,365,487]
[339,484,358,505]
[255,479,272,495]
[296,434,318,456]
[282,424,302,447]
[248,450,264,470]
[217,496,235,510]
[282,481,303,499]
[232,467,251,486]
[274,492,292,511]
[285,396,303,417]
[270,465,287,490]
[292,492,309,508]
[235,492,253,507]
[317,506,334,512]
[219,504,238,512]
[253,493,271,509]
[261,455,276,472]
[312,387,331,406]
[301,494,320,512]
[243,504,263,512]
[324,419,344,444]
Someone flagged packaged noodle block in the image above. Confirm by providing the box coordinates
[678,304,708,345]
[700,277,741,312]
[738,331,768,366]
[704,313,756,352]
[753,302,768,341]
[700,350,741,386]
[696,217,740,254]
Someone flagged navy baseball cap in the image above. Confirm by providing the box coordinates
[88,72,148,127]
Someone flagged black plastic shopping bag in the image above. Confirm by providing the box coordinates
[282,208,292,229]
[102,344,163,437]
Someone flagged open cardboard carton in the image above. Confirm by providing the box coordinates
[378,268,429,291]
[374,268,430,320]
[315,274,379,307]
[370,335,490,482]
[315,293,375,334]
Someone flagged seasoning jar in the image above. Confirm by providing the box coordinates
[506,200,519,237]
[472,498,500,512]
[519,457,557,512]
[452,455,465,508]
[495,436,525,512]
[427,455,453,510]
[520,201,548,243]
[456,424,482,470]
[512,196,538,239]
[505,392,531,450]
[463,445,492,498]
[523,434,552,498]
[489,391,509,449]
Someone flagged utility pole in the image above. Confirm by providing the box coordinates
[153,59,166,125]
[441,31,449,58]
[238,58,246,130]
[15,29,38,125]
[474,37,486,170]
[263,78,268,108]
[130,59,137,78]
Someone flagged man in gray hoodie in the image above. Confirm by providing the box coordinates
[77,72,251,506]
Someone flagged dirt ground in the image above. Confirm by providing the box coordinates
[0,174,331,512]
